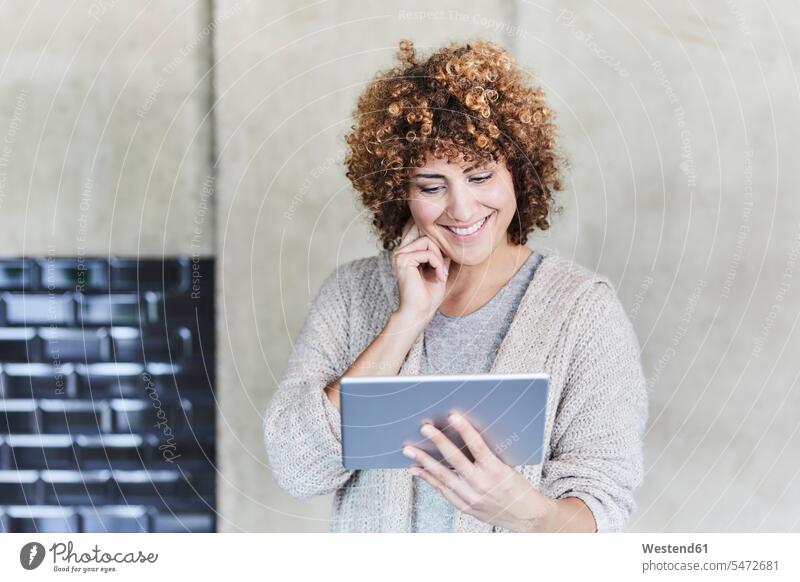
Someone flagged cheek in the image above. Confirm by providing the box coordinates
[485,184,517,217]
[408,198,443,227]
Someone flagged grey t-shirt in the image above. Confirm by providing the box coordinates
[411,249,543,533]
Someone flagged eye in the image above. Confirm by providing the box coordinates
[419,185,444,195]
[469,172,493,184]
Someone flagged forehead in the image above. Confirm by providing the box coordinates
[411,151,496,175]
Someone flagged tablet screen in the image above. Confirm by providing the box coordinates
[340,373,549,470]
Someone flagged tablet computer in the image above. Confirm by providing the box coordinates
[339,373,549,470]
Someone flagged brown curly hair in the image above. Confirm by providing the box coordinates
[344,38,565,251]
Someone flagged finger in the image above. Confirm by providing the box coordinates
[406,227,447,267]
[396,228,433,255]
[399,219,420,247]
[403,444,475,500]
[425,241,449,282]
[408,241,448,282]
[410,466,471,514]
[419,423,479,481]
[395,238,448,282]
[395,232,432,254]
[448,413,498,467]
[395,249,445,278]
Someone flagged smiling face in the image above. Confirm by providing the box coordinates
[407,151,518,266]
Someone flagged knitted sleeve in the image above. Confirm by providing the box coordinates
[262,264,355,500]
[539,281,649,532]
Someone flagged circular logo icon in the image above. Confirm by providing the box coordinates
[20,542,46,570]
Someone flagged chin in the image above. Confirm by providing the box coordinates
[443,245,495,266]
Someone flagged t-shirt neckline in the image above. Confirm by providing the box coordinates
[434,249,541,321]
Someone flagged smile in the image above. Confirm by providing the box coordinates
[440,212,493,240]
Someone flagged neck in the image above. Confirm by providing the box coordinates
[446,238,532,296]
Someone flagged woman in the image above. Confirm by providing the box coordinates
[263,39,648,533]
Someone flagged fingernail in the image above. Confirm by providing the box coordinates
[450,413,461,425]
[403,446,416,459]
[420,424,434,437]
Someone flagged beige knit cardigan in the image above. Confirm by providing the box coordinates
[263,249,649,533]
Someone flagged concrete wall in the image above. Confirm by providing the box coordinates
[215,0,800,533]
[0,1,215,258]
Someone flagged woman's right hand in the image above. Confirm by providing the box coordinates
[391,218,451,326]
[325,219,451,411]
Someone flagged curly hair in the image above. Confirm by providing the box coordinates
[343,38,565,251]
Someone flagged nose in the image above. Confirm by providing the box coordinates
[444,182,482,223]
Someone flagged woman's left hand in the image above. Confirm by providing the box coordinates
[402,413,556,532]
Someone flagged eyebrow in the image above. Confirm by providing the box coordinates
[412,162,493,179]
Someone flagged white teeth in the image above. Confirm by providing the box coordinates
[446,215,488,236]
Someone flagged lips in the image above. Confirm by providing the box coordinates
[440,212,493,240]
